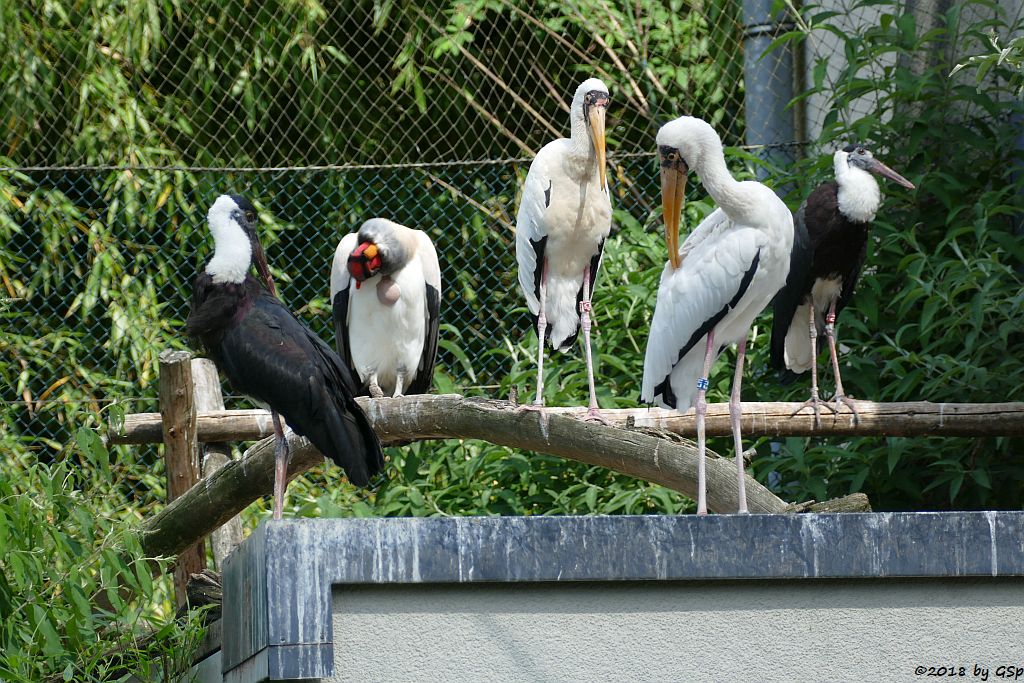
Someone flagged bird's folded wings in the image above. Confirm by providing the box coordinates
[646,226,765,384]
[515,154,553,314]
[329,232,359,374]
[411,230,442,394]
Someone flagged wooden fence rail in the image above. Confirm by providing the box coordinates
[116,387,1024,564]
[111,397,1024,446]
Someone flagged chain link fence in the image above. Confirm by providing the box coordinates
[3,0,1006,506]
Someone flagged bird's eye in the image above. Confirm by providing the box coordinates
[856,147,866,155]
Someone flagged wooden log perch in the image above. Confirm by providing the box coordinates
[157,350,206,609]
[140,395,819,559]
[111,398,1024,446]
[191,358,243,568]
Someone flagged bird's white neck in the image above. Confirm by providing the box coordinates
[691,142,758,224]
[205,207,252,284]
[566,114,600,179]
[835,160,881,223]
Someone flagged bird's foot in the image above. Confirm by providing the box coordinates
[834,394,861,426]
[368,383,385,399]
[791,394,836,429]
[581,407,609,425]
[517,402,551,439]
[392,392,405,399]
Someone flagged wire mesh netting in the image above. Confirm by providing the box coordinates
[3,0,1017,508]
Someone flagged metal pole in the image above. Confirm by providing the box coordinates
[742,0,799,185]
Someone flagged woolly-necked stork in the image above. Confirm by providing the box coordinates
[330,218,441,398]
[771,145,914,426]
[186,195,384,519]
[516,77,611,421]
[641,116,794,514]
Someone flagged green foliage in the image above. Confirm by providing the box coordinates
[759,0,1024,508]
[952,29,1024,98]
[0,428,201,682]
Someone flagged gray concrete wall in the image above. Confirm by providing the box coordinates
[220,514,1024,682]
[331,579,1024,682]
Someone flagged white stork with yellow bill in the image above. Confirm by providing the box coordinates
[641,116,794,514]
[516,77,611,422]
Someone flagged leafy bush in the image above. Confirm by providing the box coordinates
[0,428,200,682]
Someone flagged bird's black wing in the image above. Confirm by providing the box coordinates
[651,247,762,408]
[528,235,548,336]
[215,287,383,486]
[804,181,868,318]
[408,282,441,395]
[331,286,362,393]
[770,201,814,374]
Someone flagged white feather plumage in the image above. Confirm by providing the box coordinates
[641,117,794,410]
[515,79,611,350]
[205,195,252,284]
[330,220,440,396]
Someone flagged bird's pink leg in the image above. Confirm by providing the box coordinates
[730,336,749,514]
[271,411,289,520]
[695,330,716,516]
[532,259,549,408]
[791,301,835,428]
[824,299,860,424]
[579,264,607,424]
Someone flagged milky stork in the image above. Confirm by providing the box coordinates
[186,195,384,519]
[516,77,611,421]
[640,117,794,514]
[330,218,441,398]
[771,144,914,426]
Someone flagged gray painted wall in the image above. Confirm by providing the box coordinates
[331,579,1024,682]
[217,514,1024,682]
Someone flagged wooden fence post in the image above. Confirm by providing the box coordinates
[158,350,206,609]
[191,358,244,568]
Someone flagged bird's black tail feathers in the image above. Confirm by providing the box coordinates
[303,335,384,487]
[311,381,384,487]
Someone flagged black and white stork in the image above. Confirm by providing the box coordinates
[641,116,794,514]
[516,77,611,422]
[186,195,384,519]
[330,218,441,398]
[771,144,915,425]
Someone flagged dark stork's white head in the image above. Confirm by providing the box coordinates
[835,144,915,223]
[571,77,610,191]
[205,194,273,290]
[346,218,411,284]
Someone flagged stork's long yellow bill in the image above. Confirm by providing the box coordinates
[661,165,686,270]
[588,106,607,192]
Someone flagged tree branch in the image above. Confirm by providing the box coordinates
[138,395,793,558]
[112,397,1024,446]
